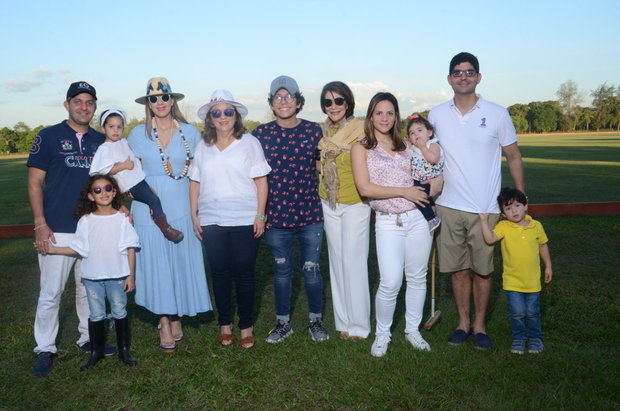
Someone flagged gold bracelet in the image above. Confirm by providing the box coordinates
[33,224,48,231]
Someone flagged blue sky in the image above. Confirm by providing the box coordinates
[1,0,618,128]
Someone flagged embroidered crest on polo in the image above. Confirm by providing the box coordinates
[61,140,73,150]
[480,117,487,128]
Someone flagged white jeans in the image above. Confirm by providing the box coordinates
[34,232,90,353]
[374,210,432,336]
[322,200,371,338]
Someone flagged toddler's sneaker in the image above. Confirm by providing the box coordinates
[405,331,431,351]
[308,319,330,342]
[428,217,441,232]
[265,321,293,344]
[510,339,526,354]
[370,335,391,357]
[527,338,544,354]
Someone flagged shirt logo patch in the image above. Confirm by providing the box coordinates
[61,140,73,150]
[479,117,487,128]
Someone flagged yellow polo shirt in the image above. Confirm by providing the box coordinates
[493,215,548,293]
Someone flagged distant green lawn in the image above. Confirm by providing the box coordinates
[504,133,620,203]
[3,133,618,225]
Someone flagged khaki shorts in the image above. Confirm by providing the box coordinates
[436,205,499,276]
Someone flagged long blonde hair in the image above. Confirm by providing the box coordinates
[145,98,188,138]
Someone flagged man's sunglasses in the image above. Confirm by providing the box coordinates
[322,97,346,108]
[148,94,172,104]
[90,184,113,194]
[210,108,235,118]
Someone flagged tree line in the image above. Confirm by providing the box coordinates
[1,81,618,155]
[410,81,620,134]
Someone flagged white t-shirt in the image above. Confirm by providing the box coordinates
[188,133,271,226]
[428,96,517,213]
[70,212,140,280]
[90,139,146,193]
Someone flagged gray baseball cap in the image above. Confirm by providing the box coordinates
[269,75,299,97]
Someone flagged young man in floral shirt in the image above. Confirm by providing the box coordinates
[253,75,329,343]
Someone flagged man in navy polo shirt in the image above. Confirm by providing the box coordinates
[28,81,109,376]
[253,75,329,344]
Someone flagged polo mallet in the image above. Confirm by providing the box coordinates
[424,246,442,330]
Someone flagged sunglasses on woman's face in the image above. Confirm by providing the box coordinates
[90,184,113,195]
[210,108,235,118]
[148,94,171,104]
[322,97,345,108]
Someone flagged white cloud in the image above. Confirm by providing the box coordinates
[4,66,71,93]
[347,81,450,116]
[5,79,42,92]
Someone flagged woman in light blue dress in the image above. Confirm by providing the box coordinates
[128,77,211,352]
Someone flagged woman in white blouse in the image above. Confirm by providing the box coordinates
[189,90,270,349]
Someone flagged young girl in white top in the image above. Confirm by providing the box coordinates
[40,174,140,371]
[407,114,444,232]
[90,109,183,242]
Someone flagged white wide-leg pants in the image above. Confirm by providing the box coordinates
[322,200,371,338]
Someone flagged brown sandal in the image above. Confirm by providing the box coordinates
[238,336,255,349]
[217,333,235,346]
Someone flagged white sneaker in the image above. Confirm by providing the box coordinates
[405,331,431,351]
[370,335,391,357]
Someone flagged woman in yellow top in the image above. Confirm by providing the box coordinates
[318,81,371,339]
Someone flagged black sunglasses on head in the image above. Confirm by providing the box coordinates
[323,97,345,108]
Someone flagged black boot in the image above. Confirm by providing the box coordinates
[115,317,137,366]
[80,320,105,371]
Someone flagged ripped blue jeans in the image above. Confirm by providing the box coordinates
[82,278,127,321]
[264,222,324,322]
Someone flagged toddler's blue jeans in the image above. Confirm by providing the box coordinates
[505,290,542,340]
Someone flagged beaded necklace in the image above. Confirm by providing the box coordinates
[152,119,192,180]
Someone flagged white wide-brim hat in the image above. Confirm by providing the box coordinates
[197,89,248,120]
[135,77,185,104]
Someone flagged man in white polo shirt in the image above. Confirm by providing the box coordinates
[429,52,524,349]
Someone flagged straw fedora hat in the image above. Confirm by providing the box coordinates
[135,77,185,104]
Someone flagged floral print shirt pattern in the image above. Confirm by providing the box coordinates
[366,145,417,214]
[411,140,444,181]
[253,120,323,228]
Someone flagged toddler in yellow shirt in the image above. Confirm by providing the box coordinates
[479,187,553,354]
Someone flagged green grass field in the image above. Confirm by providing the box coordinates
[0,133,619,408]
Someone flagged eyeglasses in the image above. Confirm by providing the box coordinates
[450,69,477,78]
[210,108,236,118]
[148,94,172,104]
[90,184,113,194]
[322,97,345,108]
[272,94,295,103]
